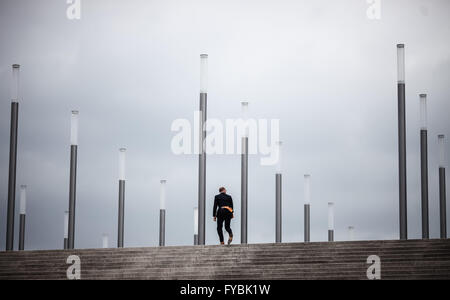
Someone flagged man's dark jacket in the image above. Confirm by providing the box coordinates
[213,193,234,217]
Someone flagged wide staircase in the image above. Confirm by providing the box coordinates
[0,239,449,280]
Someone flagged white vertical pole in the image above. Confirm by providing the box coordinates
[194,207,198,245]
[18,185,26,250]
[304,175,311,242]
[328,202,334,242]
[159,180,167,246]
[102,234,109,249]
[348,226,355,241]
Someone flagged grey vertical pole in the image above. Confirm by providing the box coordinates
[328,230,334,242]
[194,234,198,245]
[241,136,248,244]
[328,202,334,242]
[420,130,429,238]
[304,174,311,243]
[68,144,78,249]
[64,210,69,250]
[159,179,167,247]
[397,44,408,240]
[18,214,25,251]
[18,184,26,251]
[420,94,430,239]
[439,167,447,239]
[419,94,429,239]
[198,96,206,245]
[117,180,125,248]
[275,141,282,243]
[275,173,282,243]
[117,148,126,248]
[6,64,20,251]
[6,102,18,251]
[194,207,198,245]
[438,135,447,239]
[198,54,208,245]
[159,209,166,246]
[304,204,310,242]
[68,111,79,249]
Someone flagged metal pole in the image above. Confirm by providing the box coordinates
[102,234,109,249]
[304,174,311,243]
[64,210,69,250]
[241,136,248,244]
[328,230,334,242]
[117,148,126,248]
[117,180,125,248]
[159,209,166,246]
[304,204,310,242]
[194,207,198,245]
[198,94,207,245]
[438,134,447,238]
[348,226,355,241]
[439,167,447,239]
[159,179,167,247]
[420,129,429,238]
[68,144,77,249]
[397,44,407,240]
[419,94,429,239]
[68,110,79,249]
[6,102,19,251]
[328,202,334,242]
[198,54,208,245]
[275,173,282,243]
[18,214,25,251]
[18,185,26,251]
[6,64,20,252]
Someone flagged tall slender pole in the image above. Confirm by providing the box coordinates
[198,54,208,245]
[194,207,198,245]
[117,148,126,248]
[397,44,408,240]
[68,110,79,249]
[304,174,311,242]
[6,64,20,251]
[241,101,249,244]
[275,141,282,243]
[348,226,355,241]
[438,135,447,238]
[419,94,429,239]
[64,211,69,249]
[102,234,109,249]
[18,185,26,251]
[328,202,334,242]
[159,180,166,247]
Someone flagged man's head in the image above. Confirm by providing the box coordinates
[219,187,226,194]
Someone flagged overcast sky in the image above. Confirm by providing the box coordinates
[0,0,449,250]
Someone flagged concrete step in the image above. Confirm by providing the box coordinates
[2,239,449,257]
[2,244,449,262]
[2,250,449,267]
[3,269,450,280]
[1,253,446,265]
[2,261,449,275]
[0,239,448,280]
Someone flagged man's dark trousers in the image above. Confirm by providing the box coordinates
[217,208,233,243]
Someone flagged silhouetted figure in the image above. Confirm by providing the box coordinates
[213,187,234,245]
